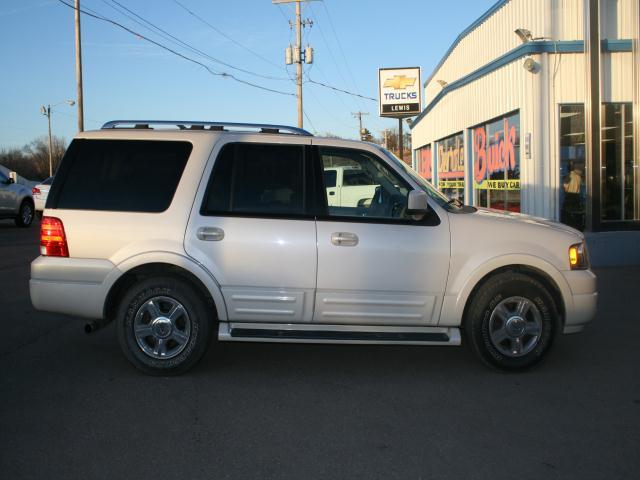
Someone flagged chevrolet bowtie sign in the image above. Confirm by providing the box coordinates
[383,75,417,90]
[378,67,421,118]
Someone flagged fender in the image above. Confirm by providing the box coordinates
[104,251,228,321]
[439,253,572,327]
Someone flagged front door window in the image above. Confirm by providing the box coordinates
[319,147,410,220]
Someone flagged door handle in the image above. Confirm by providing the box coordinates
[331,232,358,247]
[197,226,224,241]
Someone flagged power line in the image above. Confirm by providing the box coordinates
[302,110,316,134]
[320,1,366,110]
[303,80,353,131]
[101,0,289,81]
[171,0,286,74]
[307,2,359,109]
[306,77,376,102]
[50,108,101,127]
[56,0,295,96]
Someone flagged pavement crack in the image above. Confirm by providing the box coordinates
[0,319,74,359]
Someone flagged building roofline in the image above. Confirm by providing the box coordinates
[423,0,509,89]
[411,39,633,130]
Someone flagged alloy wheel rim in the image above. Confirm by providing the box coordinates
[133,296,191,360]
[22,204,33,224]
[488,296,542,357]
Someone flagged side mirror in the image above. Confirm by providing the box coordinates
[8,171,17,184]
[407,190,429,214]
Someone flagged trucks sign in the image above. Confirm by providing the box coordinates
[378,67,421,117]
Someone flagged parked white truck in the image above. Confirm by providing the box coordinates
[324,165,378,208]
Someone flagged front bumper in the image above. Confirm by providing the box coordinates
[562,269,597,333]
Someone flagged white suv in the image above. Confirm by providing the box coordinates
[30,121,597,375]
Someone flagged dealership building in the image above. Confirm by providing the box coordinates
[410,0,639,252]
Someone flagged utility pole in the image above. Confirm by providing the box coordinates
[352,111,369,139]
[40,100,75,177]
[398,119,404,161]
[44,106,53,177]
[75,0,84,132]
[295,0,303,128]
[277,0,313,129]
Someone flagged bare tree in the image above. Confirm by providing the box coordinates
[23,136,67,179]
[1,136,68,180]
[376,129,411,164]
[320,132,343,139]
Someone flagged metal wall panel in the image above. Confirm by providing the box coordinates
[424,0,586,105]
[600,0,637,39]
[602,52,635,101]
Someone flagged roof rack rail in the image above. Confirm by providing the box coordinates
[101,120,312,136]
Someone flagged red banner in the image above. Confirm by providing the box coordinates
[418,146,432,180]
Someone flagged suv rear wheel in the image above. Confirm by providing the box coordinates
[117,277,213,375]
[464,271,559,371]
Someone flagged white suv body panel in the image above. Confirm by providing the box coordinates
[440,208,596,331]
[184,135,316,323]
[30,128,596,338]
[31,130,229,321]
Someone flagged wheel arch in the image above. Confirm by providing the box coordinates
[103,254,227,323]
[440,255,572,328]
[461,265,566,328]
[21,195,35,207]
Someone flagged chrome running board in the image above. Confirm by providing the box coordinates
[218,322,461,346]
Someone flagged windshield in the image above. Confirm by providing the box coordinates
[374,145,456,209]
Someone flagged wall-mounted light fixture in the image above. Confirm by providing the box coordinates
[523,57,538,72]
[515,28,533,43]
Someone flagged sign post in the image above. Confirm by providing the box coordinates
[378,67,421,162]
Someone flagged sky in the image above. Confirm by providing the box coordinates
[0,0,495,148]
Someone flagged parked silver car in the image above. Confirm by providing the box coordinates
[0,170,35,227]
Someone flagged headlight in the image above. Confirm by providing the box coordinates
[569,242,589,270]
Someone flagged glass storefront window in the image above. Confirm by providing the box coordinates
[472,111,521,212]
[559,105,587,231]
[416,144,433,183]
[601,103,636,221]
[436,133,464,202]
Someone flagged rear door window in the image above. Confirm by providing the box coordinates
[48,139,192,212]
[201,143,309,217]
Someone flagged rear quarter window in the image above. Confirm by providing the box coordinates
[48,139,192,212]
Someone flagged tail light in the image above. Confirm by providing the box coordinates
[32,187,41,195]
[41,217,69,257]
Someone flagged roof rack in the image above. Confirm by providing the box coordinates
[101,120,312,136]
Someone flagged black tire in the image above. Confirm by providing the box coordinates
[464,271,560,371]
[117,277,214,375]
[15,200,34,228]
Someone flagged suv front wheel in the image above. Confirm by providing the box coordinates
[117,277,213,375]
[464,271,560,371]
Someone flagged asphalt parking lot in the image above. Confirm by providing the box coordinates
[1,218,639,479]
